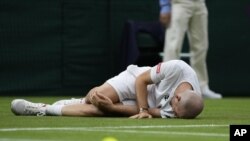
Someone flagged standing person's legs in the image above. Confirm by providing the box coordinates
[188,1,222,98]
[188,1,208,89]
[163,1,191,62]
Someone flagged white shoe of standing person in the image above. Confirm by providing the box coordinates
[202,86,222,99]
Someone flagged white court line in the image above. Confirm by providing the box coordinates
[84,129,228,137]
[94,124,228,129]
[0,124,228,131]
[0,124,228,137]
[0,138,58,141]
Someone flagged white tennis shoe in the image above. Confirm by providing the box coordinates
[11,99,46,116]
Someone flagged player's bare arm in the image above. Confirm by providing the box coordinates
[130,70,154,119]
[148,108,161,118]
[91,92,161,117]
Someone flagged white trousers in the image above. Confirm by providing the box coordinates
[163,0,209,89]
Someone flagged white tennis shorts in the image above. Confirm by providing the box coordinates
[106,67,156,107]
[106,70,137,105]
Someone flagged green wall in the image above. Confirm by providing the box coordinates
[0,0,250,96]
[206,0,250,95]
[0,0,62,91]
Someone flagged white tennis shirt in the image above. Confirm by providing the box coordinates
[127,60,201,118]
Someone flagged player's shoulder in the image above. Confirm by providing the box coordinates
[151,60,189,74]
[162,60,188,67]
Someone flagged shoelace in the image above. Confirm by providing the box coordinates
[37,112,46,116]
[25,104,46,116]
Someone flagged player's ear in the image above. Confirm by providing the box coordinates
[176,95,181,102]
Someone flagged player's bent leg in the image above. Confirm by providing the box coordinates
[61,103,104,117]
[85,87,99,104]
[86,83,120,104]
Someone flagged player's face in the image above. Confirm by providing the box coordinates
[170,94,182,117]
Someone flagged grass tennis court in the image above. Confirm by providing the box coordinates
[1,96,250,141]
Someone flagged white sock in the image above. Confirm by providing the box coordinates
[81,98,86,104]
[45,105,64,116]
[52,98,86,106]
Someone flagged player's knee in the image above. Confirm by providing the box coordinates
[86,87,99,103]
[87,87,99,95]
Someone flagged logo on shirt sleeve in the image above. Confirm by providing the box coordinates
[156,62,162,73]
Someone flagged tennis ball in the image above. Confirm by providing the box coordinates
[102,136,118,141]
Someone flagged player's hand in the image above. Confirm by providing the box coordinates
[85,91,95,104]
[90,92,114,111]
[129,111,152,119]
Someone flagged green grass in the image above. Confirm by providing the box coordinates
[1,96,250,141]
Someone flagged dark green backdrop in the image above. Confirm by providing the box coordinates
[0,0,250,96]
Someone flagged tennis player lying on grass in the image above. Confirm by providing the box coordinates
[11,60,204,119]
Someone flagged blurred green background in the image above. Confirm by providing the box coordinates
[0,0,250,96]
